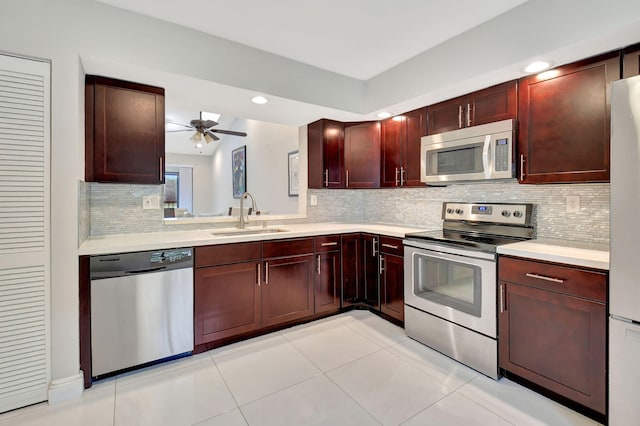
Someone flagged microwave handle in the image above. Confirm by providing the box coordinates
[482,135,491,178]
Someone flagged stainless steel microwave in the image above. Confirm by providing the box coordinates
[420,119,515,184]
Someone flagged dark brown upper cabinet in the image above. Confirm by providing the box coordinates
[380,107,427,187]
[518,52,619,184]
[307,119,345,188]
[426,80,517,135]
[85,75,165,184]
[623,42,640,78]
[344,121,380,188]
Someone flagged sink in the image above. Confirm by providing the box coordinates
[210,228,289,237]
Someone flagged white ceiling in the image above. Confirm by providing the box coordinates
[96,0,527,80]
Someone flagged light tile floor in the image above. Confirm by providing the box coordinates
[0,310,601,426]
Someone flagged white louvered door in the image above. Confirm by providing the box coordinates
[0,53,50,413]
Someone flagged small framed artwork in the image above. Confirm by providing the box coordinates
[288,150,299,197]
[232,145,246,198]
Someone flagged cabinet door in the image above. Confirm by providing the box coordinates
[362,234,380,309]
[262,255,314,327]
[86,76,165,184]
[315,251,341,314]
[426,97,464,134]
[403,107,427,187]
[307,119,344,188]
[380,253,404,322]
[344,122,380,188]
[498,282,606,414]
[195,262,261,345]
[518,53,619,183]
[341,233,362,306]
[469,81,517,127]
[380,117,404,187]
[623,43,640,78]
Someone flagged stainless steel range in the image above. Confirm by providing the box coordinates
[403,202,533,378]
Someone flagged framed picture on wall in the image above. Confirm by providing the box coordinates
[288,150,299,197]
[232,145,246,198]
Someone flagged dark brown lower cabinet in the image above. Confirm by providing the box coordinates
[380,237,404,322]
[315,235,342,314]
[362,234,380,309]
[498,256,607,415]
[341,234,362,306]
[262,255,315,327]
[195,261,261,345]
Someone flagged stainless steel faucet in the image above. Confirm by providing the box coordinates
[238,191,257,229]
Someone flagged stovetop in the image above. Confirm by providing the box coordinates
[404,202,535,253]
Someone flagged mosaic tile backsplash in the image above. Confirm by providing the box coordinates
[83,180,610,245]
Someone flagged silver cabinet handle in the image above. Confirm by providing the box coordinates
[372,237,378,257]
[320,242,338,247]
[382,243,399,250]
[379,255,385,275]
[159,157,163,182]
[324,169,329,187]
[400,167,405,186]
[265,262,269,284]
[346,170,349,187]
[525,273,564,284]
[520,154,525,181]
[499,284,505,313]
[317,255,321,275]
[257,263,261,287]
[466,103,472,127]
[395,167,399,186]
[458,105,463,129]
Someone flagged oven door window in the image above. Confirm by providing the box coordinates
[413,253,482,317]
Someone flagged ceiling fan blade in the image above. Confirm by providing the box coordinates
[166,121,193,129]
[209,129,247,137]
[204,130,220,142]
[166,129,195,133]
[202,119,218,128]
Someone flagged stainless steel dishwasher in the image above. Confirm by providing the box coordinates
[90,248,194,379]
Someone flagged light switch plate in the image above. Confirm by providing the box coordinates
[143,195,160,210]
[310,195,318,206]
[566,195,580,213]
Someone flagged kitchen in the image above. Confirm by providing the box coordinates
[1,0,639,425]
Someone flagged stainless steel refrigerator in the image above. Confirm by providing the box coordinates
[610,74,640,425]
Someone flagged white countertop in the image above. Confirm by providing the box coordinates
[79,223,431,256]
[497,239,610,270]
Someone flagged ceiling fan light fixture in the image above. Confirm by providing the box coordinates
[190,131,202,143]
[204,132,214,143]
[251,95,268,105]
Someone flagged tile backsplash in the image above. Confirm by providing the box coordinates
[82,180,610,245]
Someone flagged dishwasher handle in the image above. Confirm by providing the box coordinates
[125,266,168,275]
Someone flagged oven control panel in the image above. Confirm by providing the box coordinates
[443,202,532,226]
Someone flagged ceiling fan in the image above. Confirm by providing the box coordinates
[166,112,247,147]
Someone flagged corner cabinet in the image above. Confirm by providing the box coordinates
[85,75,165,184]
[307,119,344,188]
[341,233,363,307]
[344,122,380,188]
[380,108,427,187]
[498,256,607,416]
[426,80,517,135]
[517,53,619,183]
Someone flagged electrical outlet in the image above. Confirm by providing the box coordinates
[566,195,580,213]
[143,195,160,210]
[310,194,318,206]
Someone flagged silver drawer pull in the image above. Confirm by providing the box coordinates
[320,242,338,247]
[382,243,399,250]
[525,273,565,284]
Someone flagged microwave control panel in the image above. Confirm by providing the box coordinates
[495,138,510,171]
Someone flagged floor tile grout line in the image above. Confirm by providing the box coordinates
[322,369,383,425]
[206,349,251,425]
[456,392,518,426]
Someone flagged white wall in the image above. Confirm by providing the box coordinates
[211,119,299,215]
[165,153,214,215]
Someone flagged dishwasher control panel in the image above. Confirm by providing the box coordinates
[90,248,193,280]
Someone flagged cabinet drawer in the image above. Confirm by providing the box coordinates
[263,238,314,258]
[499,256,606,302]
[315,235,341,253]
[379,236,403,256]
[195,242,262,268]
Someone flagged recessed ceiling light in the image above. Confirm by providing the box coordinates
[392,115,404,122]
[377,112,391,119]
[523,61,553,73]
[251,95,268,104]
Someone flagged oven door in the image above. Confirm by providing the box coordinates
[404,241,497,338]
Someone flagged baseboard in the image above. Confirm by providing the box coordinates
[47,371,84,405]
